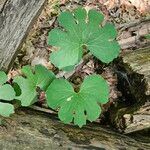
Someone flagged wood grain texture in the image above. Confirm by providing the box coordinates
[0,0,7,12]
[0,109,149,150]
[0,0,47,71]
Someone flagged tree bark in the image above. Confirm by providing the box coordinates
[0,0,47,71]
[0,108,149,150]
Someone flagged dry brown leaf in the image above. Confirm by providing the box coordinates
[60,0,69,4]
[31,56,53,70]
[103,0,150,13]
[104,0,117,9]
[127,0,150,13]
[8,69,22,80]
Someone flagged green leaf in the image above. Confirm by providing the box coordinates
[48,7,120,70]
[0,102,14,117]
[14,65,55,106]
[144,34,150,39]
[0,71,16,117]
[0,71,16,100]
[0,71,7,85]
[0,84,16,101]
[46,74,109,127]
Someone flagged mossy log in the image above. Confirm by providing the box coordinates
[112,47,150,133]
[0,109,150,150]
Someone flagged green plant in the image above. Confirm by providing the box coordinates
[144,34,150,39]
[46,75,109,127]
[0,71,15,117]
[48,7,120,70]
[0,7,120,128]
[14,65,55,106]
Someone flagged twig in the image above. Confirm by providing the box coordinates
[29,105,101,123]
[119,22,150,49]
[29,105,57,115]
[117,17,150,30]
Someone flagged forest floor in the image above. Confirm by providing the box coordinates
[7,0,149,128]
[0,0,150,149]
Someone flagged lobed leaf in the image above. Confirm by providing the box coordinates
[0,84,16,101]
[46,74,109,127]
[144,34,150,39]
[14,65,55,106]
[0,71,7,85]
[0,102,14,117]
[0,71,16,117]
[48,7,120,70]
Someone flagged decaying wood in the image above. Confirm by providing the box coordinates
[0,0,47,71]
[118,21,150,49]
[112,47,150,133]
[122,103,150,134]
[117,17,150,31]
[0,109,149,150]
[123,47,150,96]
[124,114,150,134]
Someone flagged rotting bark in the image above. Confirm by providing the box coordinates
[0,108,149,150]
[111,47,150,133]
[0,0,47,72]
[118,20,150,49]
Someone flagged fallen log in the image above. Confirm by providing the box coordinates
[0,109,149,150]
[111,47,150,133]
[0,0,47,71]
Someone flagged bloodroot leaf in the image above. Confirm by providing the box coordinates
[14,76,37,106]
[0,71,16,100]
[46,74,109,127]
[144,34,150,39]
[0,71,16,117]
[0,102,14,117]
[0,71,7,85]
[14,65,55,106]
[48,7,120,70]
[0,84,16,101]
